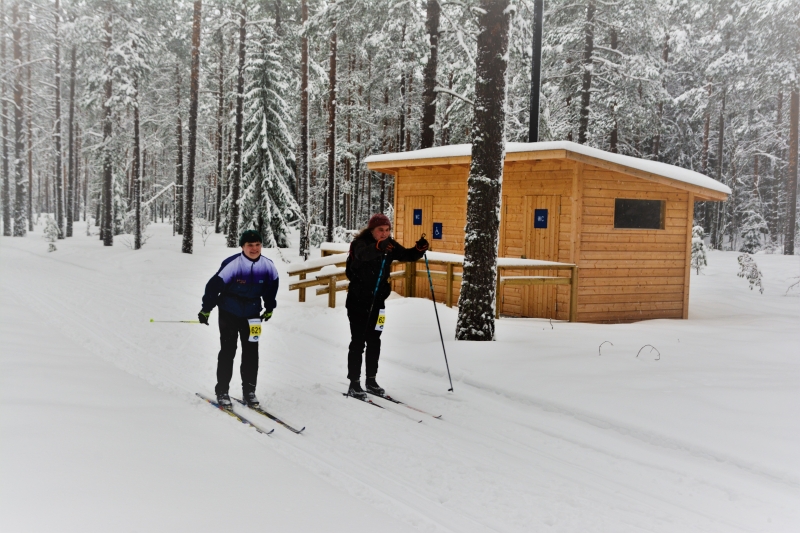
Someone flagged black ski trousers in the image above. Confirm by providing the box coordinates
[215,308,259,395]
[346,305,383,382]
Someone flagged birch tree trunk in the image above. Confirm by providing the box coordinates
[577,0,595,145]
[226,4,246,248]
[298,0,310,259]
[419,0,440,149]
[66,45,76,237]
[456,0,511,342]
[12,2,26,236]
[101,9,113,246]
[182,0,202,255]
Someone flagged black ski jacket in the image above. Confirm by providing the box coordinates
[345,234,424,310]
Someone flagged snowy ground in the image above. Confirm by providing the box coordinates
[1,221,798,533]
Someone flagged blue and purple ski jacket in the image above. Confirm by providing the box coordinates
[201,253,279,318]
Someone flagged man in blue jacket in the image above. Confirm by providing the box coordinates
[198,230,279,409]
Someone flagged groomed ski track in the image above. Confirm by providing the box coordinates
[1,224,798,532]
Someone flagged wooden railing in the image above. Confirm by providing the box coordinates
[288,244,578,322]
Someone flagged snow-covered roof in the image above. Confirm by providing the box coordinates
[365,141,731,198]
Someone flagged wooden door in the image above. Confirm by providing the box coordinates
[523,195,561,318]
[403,196,433,297]
[403,195,433,247]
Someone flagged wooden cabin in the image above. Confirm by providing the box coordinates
[365,141,730,323]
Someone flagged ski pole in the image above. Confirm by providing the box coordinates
[364,253,389,336]
[423,249,454,392]
[150,319,201,324]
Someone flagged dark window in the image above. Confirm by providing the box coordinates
[614,199,665,229]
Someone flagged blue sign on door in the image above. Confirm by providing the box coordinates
[534,209,548,229]
[433,222,443,239]
[413,209,422,225]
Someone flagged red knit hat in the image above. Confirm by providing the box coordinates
[367,213,392,230]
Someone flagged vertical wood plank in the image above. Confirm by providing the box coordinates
[299,273,306,302]
[682,192,694,319]
[446,263,454,307]
[328,276,336,308]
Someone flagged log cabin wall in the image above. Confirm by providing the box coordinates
[577,165,692,323]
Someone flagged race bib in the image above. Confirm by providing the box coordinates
[248,318,262,342]
[375,309,386,331]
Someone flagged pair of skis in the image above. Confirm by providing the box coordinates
[344,389,442,421]
[196,393,305,435]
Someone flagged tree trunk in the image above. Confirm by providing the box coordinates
[577,0,595,145]
[133,78,141,250]
[420,0,440,149]
[298,0,310,258]
[528,0,544,142]
[12,2,25,236]
[182,0,202,254]
[326,25,337,242]
[54,0,64,237]
[66,45,76,237]
[653,33,669,160]
[174,64,184,235]
[456,0,511,342]
[710,88,726,249]
[608,28,618,152]
[226,5,246,248]
[785,85,799,255]
[26,8,32,230]
[101,9,113,246]
[1,0,9,236]
[215,29,224,234]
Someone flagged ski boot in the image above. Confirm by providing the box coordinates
[365,377,385,397]
[216,392,233,409]
[347,381,367,401]
[243,391,260,408]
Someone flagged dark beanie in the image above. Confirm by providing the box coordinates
[367,213,391,231]
[239,229,262,246]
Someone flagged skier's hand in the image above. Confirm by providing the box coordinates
[198,311,210,325]
[260,311,273,322]
[415,237,429,252]
[376,238,394,254]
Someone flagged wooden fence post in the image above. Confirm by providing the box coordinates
[299,273,306,302]
[446,263,454,307]
[569,266,578,322]
[328,276,337,308]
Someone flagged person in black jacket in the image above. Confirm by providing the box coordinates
[345,213,429,399]
[198,230,279,409]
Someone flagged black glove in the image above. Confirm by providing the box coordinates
[198,311,210,325]
[260,311,273,322]
[415,237,429,252]
[376,238,395,254]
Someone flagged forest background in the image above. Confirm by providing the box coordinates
[0,0,797,257]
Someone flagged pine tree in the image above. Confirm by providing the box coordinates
[691,226,707,274]
[240,25,299,248]
[181,0,202,255]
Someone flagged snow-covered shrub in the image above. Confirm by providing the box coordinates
[737,253,764,294]
[43,216,60,252]
[691,225,708,274]
[739,208,769,254]
[333,226,357,243]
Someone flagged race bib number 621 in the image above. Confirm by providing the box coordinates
[375,309,386,331]
[248,318,262,342]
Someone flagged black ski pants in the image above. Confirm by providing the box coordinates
[215,309,259,395]
[346,305,383,382]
